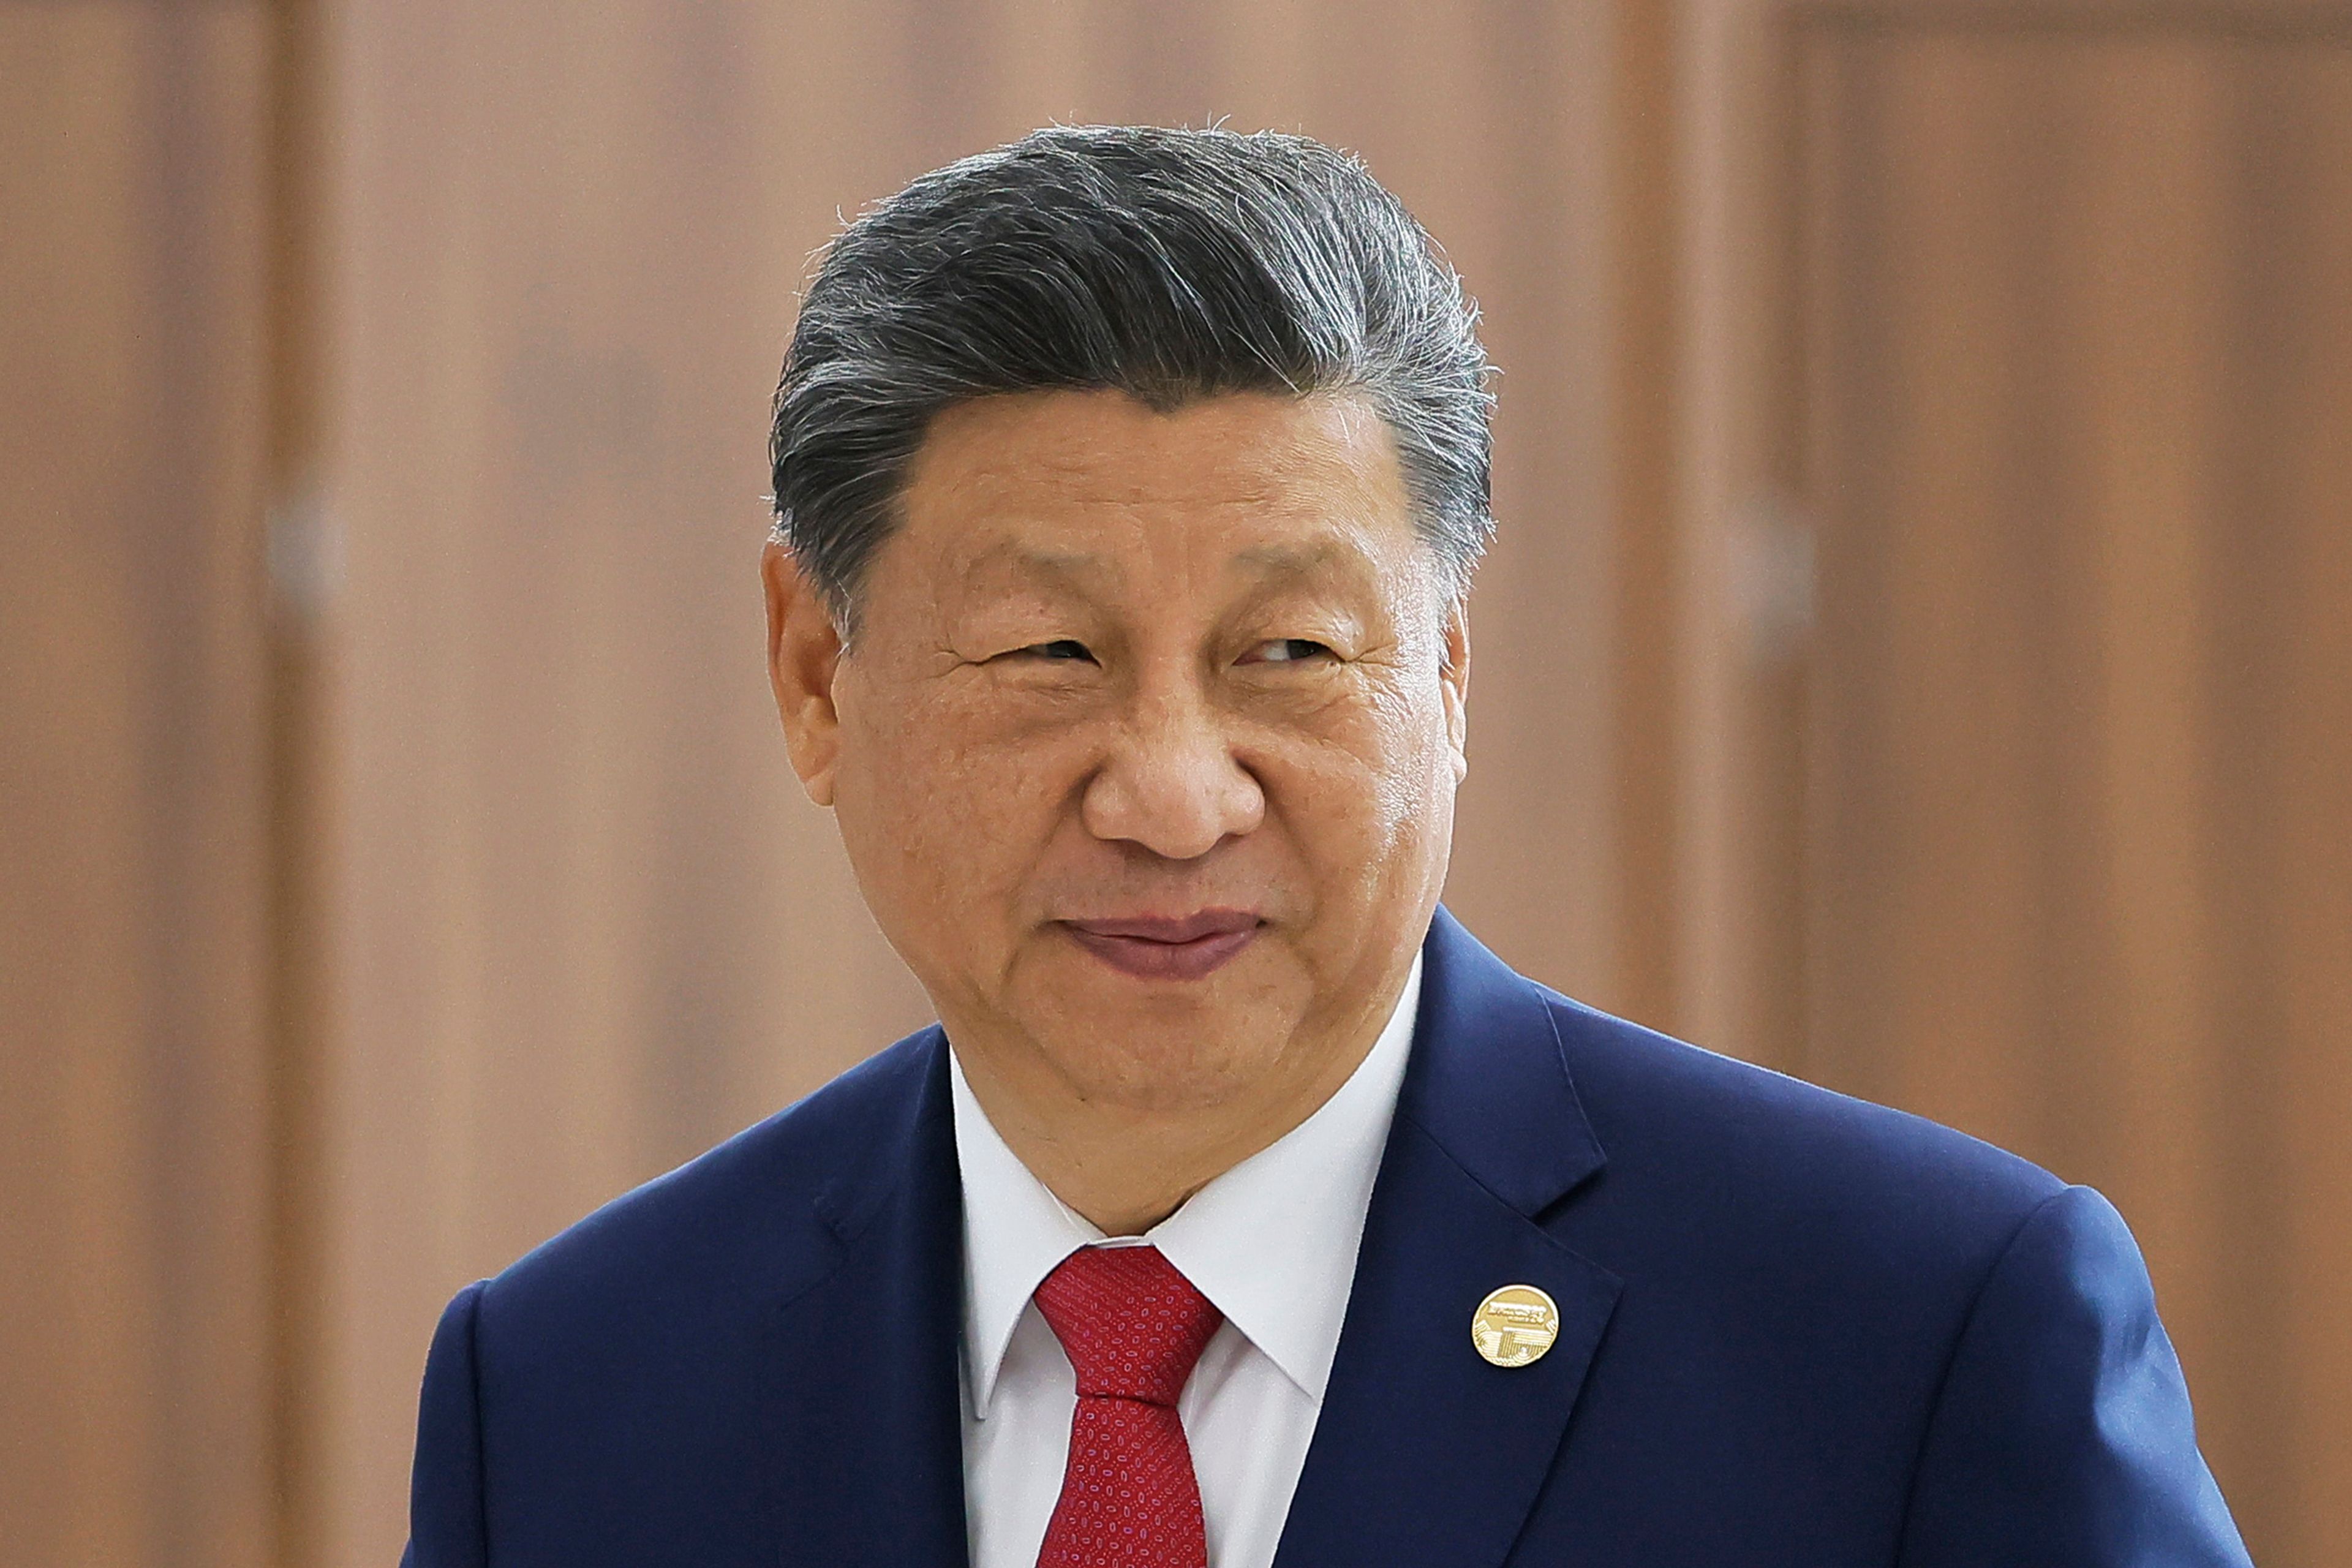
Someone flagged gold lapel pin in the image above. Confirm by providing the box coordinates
[1472,1284,1561,1368]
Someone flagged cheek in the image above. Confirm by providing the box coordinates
[833,684,1089,913]
[1267,676,1456,875]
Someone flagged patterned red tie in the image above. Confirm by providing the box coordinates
[1031,1244,1225,1568]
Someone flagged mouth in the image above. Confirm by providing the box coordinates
[1056,908,1265,982]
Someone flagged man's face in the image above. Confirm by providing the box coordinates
[773,388,1469,1125]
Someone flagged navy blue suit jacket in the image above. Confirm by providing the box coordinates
[404,908,2250,1566]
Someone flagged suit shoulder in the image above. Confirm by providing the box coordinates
[480,1026,943,1328]
[1542,990,2063,1258]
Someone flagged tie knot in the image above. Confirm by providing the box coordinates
[1033,1245,1223,1406]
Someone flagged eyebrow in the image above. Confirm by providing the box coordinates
[961,542,1116,594]
[1227,539,1354,582]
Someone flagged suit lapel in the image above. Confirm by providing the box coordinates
[1275,910,1622,1568]
[765,1030,971,1567]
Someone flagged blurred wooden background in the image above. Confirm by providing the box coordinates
[4,2,2345,1564]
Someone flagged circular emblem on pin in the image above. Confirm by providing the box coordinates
[1472,1284,1560,1368]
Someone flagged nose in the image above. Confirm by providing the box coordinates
[1080,683,1265,861]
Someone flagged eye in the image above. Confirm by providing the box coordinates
[1242,638,1335,665]
[1009,639,1096,663]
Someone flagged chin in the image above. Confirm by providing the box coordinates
[1046,1029,1268,1115]
[1021,966,1290,1096]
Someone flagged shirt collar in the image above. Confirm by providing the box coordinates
[951,953,1422,1418]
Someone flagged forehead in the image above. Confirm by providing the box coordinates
[894,388,1417,581]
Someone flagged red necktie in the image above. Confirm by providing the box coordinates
[1031,1244,1225,1568]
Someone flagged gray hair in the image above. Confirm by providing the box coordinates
[769,124,1495,631]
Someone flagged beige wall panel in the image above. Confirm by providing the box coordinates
[314,6,1632,1562]
[1787,13,2352,1563]
[2218,43,2352,1556]
[0,4,277,1566]
[316,8,932,1559]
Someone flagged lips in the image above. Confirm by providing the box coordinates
[1058,908,1264,981]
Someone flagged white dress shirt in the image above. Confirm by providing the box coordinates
[951,954,1422,1568]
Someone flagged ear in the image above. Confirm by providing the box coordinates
[762,539,845,807]
[1439,592,1471,783]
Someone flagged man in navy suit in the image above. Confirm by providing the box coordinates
[403,125,2250,1566]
